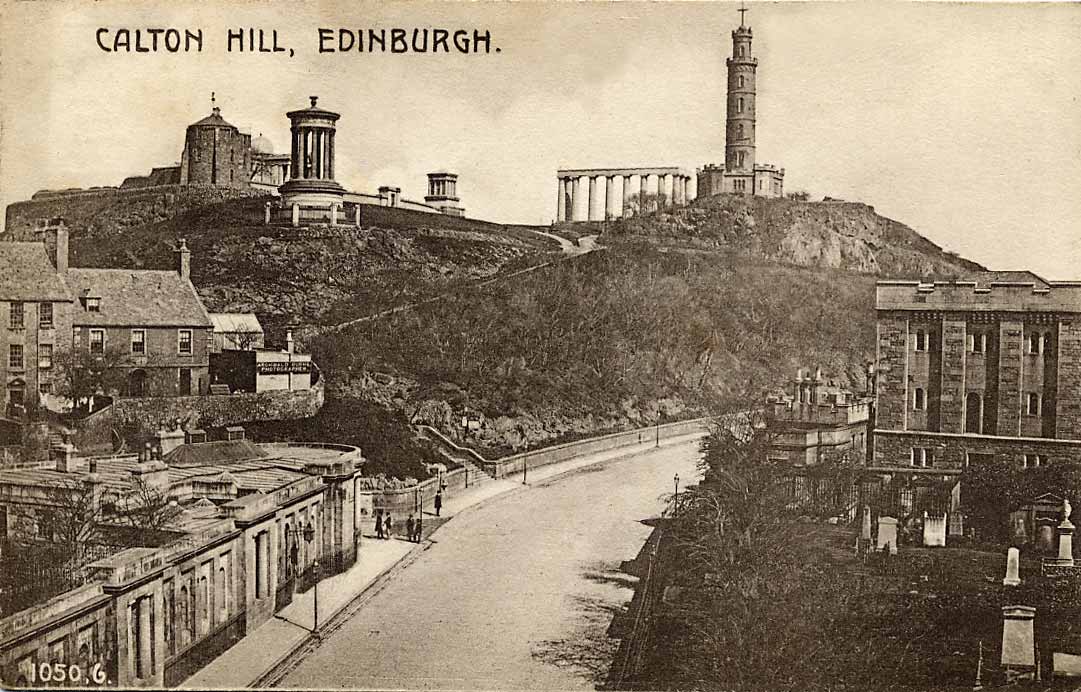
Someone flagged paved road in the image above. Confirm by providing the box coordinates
[277,440,701,690]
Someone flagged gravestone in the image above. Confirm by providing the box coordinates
[1037,518,1057,553]
[1003,547,1021,586]
[1000,605,1036,674]
[948,511,964,537]
[923,512,946,547]
[877,516,898,554]
[1052,501,1075,567]
[861,505,872,542]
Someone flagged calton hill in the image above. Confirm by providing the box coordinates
[3,185,1080,688]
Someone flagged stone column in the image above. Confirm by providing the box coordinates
[290,129,300,179]
[571,176,582,221]
[330,204,338,225]
[327,132,334,179]
[354,204,361,226]
[138,596,153,678]
[291,203,300,227]
[622,175,632,217]
[587,176,598,221]
[556,178,566,222]
[640,175,648,211]
[604,176,615,220]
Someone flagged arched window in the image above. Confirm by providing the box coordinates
[738,123,745,139]
[737,75,745,88]
[737,97,744,114]
[738,46,745,57]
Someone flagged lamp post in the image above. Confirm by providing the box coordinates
[673,474,680,518]
[302,522,318,635]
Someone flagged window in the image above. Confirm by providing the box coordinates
[178,329,193,355]
[9,302,23,329]
[912,387,926,411]
[738,45,745,57]
[86,297,100,313]
[89,329,105,355]
[1022,454,1045,470]
[39,381,52,395]
[38,344,52,369]
[914,329,928,352]
[737,75,745,88]
[1027,332,1042,355]
[737,97,744,114]
[968,331,986,354]
[737,123,745,138]
[131,329,146,354]
[1027,392,1041,416]
[910,447,934,468]
[8,345,24,369]
[39,302,53,328]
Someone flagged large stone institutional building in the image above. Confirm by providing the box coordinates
[697,9,785,198]
[872,273,1081,477]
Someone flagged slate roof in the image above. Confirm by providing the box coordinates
[0,241,73,301]
[210,313,264,334]
[189,108,237,130]
[66,268,212,327]
[164,440,269,467]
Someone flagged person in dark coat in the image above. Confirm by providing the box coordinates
[384,513,393,539]
[406,514,416,543]
[414,513,423,542]
[434,490,443,517]
[375,511,385,539]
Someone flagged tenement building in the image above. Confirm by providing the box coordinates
[697,7,785,198]
[872,272,1081,478]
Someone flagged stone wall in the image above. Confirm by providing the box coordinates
[1058,320,1081,440]
[872,429,1081,471]
[4,185,267,240]
[72,382,324,452]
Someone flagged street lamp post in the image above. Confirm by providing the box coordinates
[302,522,318,635]
[673,474,680,518]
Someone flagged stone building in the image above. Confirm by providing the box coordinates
[697,8,785,198]
[0,221,75,418]
[66,240,214,398]
[178,103,252,188]
[872,272,1081,478]
[767,367,872,466]
[278,96,346,217]
[0,435,364,687]
[248,135,291,193]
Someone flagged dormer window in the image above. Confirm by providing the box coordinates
[86,297,101,313]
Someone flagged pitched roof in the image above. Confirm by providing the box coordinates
[0,241,73,301]
[189,108,237,130]
[210,313,264,334]
[66,268,212,327]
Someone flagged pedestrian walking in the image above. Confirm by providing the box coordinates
[414,514,423,542]
[385,513,393,539]
[375,511,384,539]
[434,490,443,517]
[406,514,416,543]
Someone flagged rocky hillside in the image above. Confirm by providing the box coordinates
[607,194,983,277]
[59,197,559,335]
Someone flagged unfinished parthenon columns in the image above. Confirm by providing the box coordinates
[555,167,694,222]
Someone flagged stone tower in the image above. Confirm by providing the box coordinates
[725,8,756,173]
[278,96,345,209]
[179,97,252,188]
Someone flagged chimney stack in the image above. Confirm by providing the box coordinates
[175,238,191,280]
[43,219,69,275]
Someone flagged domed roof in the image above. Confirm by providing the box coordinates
[251,134,275,155]
[189,107,237,131]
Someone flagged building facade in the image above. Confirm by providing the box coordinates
[0,223,75,417]
[697,9,785,199]
[424,172,465,217]
[872,274,1081,478]
[0,436,364,688]
[66,240,214,399]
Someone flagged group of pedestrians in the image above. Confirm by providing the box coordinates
[373,489,445,543]
[373,509,424,542]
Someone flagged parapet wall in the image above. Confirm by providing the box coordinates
[877,280,1081,314]
[72,382,324,452]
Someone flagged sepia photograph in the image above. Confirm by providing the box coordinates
[0,1,1079,689]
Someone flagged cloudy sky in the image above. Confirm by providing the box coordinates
[1,1,1078,278]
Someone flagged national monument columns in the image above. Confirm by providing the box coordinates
[556,167,695,222]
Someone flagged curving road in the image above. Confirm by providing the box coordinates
[277,439,701,690]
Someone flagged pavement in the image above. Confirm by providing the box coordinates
[180,431,705,690]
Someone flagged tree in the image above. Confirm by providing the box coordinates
[786,190,811,201]
[624,192,668,217]
[50,345,130,411]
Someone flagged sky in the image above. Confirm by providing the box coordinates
[1,1,1079,279]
